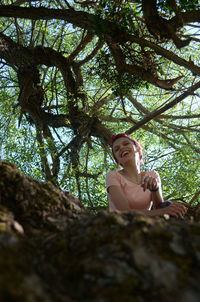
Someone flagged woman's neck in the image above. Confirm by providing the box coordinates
[121,161,141,183]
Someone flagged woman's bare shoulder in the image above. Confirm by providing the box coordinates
[106,170,118,180]
[106,170,117,176]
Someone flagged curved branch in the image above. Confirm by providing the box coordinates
[67,31,94,64]
[107,39,183,90]
[0,33,35,68]
[41,111,71,128]
[122,35,200,77]
[0,32,84,104]
[78,39,104,66]
[142,0,192,48]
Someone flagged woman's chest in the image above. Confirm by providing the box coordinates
[121,182,151,209]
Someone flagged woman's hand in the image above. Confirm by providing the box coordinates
[160,202,188,218]
[141,174,159,192]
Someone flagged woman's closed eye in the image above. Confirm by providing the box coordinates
[114,142,130,152]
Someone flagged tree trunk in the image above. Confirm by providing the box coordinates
[0,159,200,302]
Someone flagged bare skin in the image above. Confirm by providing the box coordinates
[110,137,187,218]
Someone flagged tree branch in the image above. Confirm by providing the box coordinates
[1,5,200,87]
[159,114,200,120]
[126,80,200,134]
[142,0,192,48]
[78,39,104,66]
[107,38,183,90]
[189,189,200,206]
[67,31,94,64]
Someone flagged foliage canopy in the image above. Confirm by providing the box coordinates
[0,0,200,209]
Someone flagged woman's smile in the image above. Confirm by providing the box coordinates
[121,150,130,158]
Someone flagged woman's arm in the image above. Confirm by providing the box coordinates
[141,172,164,209]
[108,185,187,217]
[151,187,164,209]
[108,185,131,211]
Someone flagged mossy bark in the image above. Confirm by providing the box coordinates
[0,160,200,302]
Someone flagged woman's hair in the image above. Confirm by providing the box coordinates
[110,133,143,163]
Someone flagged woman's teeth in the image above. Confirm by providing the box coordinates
[121,151,129,157]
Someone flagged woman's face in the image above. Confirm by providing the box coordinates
[112,137,140,166]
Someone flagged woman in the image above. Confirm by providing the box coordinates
[106,133,187,218]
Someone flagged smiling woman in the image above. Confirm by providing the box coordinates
[0,0,199,210]
[106,133,188,218]
[111,133,143,166]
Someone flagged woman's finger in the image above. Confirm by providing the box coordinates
[148,177,158,191]
[166,204,187,217]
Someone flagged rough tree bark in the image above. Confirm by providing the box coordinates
[0,159,200,302]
